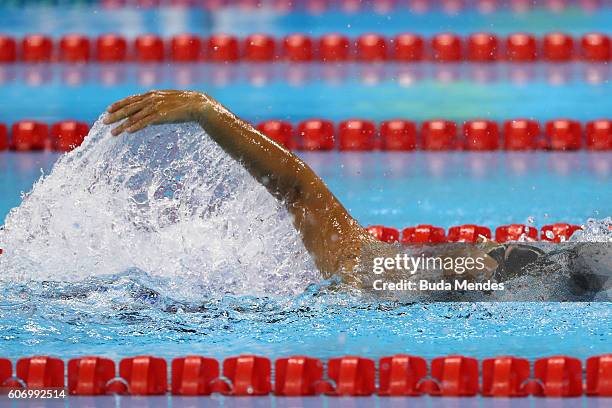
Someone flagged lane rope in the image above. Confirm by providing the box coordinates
[2,118,610,152]
[0,32,610,63]
[1,354,610,397]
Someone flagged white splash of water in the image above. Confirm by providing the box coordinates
[519,216,611,242]
[571,217,612,242]
[0,116,318,298]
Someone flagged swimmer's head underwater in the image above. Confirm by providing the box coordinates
[104,90,604,295]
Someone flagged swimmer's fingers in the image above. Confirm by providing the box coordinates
[124,113,160,134]
[110,105,156,136]
[104,99,150,126]
[107,92,149,113]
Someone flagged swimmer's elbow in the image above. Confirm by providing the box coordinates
[271,165,317,204]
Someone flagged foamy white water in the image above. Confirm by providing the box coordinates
[0,116,318,297]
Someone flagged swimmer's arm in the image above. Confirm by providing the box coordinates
[105,90,372,277]
[193,94,370,277]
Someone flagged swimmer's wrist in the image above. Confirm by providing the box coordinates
[194,93,230,125]
[191,93,231,125]
[190,93,213,122]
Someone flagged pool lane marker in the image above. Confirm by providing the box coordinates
[0,32,610,63]
[366,223,584,243]
[1,119,610,152]
[1,354,611,396]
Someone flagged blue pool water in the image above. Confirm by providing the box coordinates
[0,2,610,389]
[2,63,612,124]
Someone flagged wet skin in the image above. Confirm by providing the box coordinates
[105,90,516,287]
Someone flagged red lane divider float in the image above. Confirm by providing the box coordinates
[13,356,65,389]
[482,356,530,397]
[96,34,128,62]
[424,356,480,396]
[21,35,53,63]
[171,356,220,395]
[68,357,115,395]
[117,356,168,395]
[275,356,325,396]
[284,34,314,62]
[135,34,166,62]
[1,118,610,152]
[1,120,89,152]
[529,356,584,397]
[50,121,89,152]
[495,224,539,242]
[319,33,351,61]
[366,223,583,243]
[11,121,49,151]
[222,355,272,395]
[1,32,611,63]
[1,354,611,397]
[325,356,376,396]
[587,355,612,396]
[59,34,91,63]
[378,355,427,396]
[402,225,447,243]
[280,118,611,151]
[380,120,417,150]
[448,224,492,242]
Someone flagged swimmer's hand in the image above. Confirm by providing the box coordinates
[105,90,211,136]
